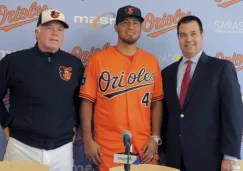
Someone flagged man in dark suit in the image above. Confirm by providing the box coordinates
[160,15,243,171]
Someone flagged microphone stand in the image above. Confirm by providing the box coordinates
[124,144,130,171]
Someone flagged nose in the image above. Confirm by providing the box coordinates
[186,35,192,42]
[127,22,134,30]
[51,28,58,36]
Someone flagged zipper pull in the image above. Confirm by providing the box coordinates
[48,57,51,62]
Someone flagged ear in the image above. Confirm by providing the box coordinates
[114,24,118,33]
[201,32,204,40]
[140,23,143,31]
[35,29,39,41]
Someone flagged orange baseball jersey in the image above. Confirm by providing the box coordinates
[80,46,164,171]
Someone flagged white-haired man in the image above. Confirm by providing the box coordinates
[0,9,84,171]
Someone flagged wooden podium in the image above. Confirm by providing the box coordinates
[109,164,180,171]
[237,160,243,171]
[0,161,49,171]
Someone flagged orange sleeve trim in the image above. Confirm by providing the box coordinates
[79,93,96,103]
[152,94,164,102]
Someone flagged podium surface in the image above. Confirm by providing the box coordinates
[237,160,243,171]
[110,164,179,171]
[0,161,49,171]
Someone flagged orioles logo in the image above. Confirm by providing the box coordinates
[215,0,242,8]
[99,68,154,99]
[0,2,48,32]
[59,66,72,81]
[125,7,135,15]
[143,9,191,38]
[51,11,60,18]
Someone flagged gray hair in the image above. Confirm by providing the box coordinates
[36,26,41,33]
[35,26,42,41]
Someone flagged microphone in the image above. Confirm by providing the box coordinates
[121,130,132,171]
[121,130,132,147]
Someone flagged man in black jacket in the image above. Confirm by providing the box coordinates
[0,9,84,171]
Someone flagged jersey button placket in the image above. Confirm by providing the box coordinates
[125,64,135,138]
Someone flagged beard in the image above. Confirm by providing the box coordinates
[118,33,140,45]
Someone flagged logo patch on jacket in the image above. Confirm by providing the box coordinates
[81,74,87,86]
[59,66,72,81]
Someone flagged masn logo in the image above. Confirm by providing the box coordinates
[74,12,116,28]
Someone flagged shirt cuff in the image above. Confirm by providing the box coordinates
[224,155,238,161]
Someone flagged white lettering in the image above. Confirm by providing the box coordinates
[74,16,115,25]
[214,20,243,33]
[74,16,89,23]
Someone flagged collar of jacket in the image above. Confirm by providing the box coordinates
[34,43,62,58]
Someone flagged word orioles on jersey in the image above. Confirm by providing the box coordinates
[98,67,154,99]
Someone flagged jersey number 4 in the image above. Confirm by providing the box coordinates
[142,92,151,107]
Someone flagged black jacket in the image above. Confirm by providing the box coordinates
[0,44,84,150]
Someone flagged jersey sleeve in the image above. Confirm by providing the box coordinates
[152,60,164,102]
[79,54,98,103]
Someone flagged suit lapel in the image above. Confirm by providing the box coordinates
[183,52,208,109]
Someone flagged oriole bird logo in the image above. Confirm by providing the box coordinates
[51,11,60,18]
[59,66,72,81]
[125,7,135,15]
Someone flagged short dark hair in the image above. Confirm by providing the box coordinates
[177,15,203,36]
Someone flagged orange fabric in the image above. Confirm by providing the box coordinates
[114,46,134,61]
[80,46,164,171]
[125,55,134,61]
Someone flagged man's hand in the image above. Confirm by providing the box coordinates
[3,127,9,141]
[221,159,239,171]
[141,138,158,164]
[84,139,102,166]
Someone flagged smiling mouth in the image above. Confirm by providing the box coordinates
[185,44,195,47]
[127,32,135,35]
[50,39,58,42]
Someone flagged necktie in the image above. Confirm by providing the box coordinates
[180,60,191,108]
